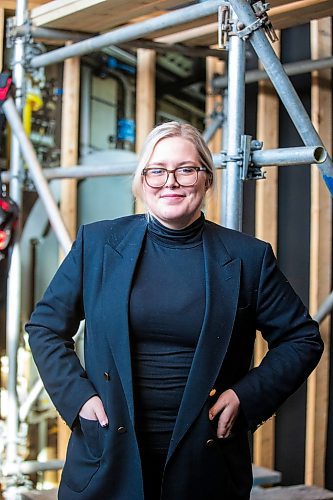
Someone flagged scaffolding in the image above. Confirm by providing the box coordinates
[1,0,333,496]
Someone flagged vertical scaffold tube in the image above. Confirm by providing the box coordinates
[5,0,26,488]
[225,8,246,230]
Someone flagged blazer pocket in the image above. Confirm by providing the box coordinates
[61,417,102,492]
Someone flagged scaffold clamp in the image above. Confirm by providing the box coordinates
[237,2,278,43]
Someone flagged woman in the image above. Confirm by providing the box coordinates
[26,122,323,500]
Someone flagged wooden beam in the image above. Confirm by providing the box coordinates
[155,1,333,45]
[135,48,156,213]
[0,8,4,73]
[60,50,80,239]
[58,48,80,464]
[205,56,224,224]
[253,36,280,471]
[305,17,332,488]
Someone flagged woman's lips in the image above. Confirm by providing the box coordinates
[160,194,185,198]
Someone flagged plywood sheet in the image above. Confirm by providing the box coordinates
[3,0,49,10]
[31,0,190,32]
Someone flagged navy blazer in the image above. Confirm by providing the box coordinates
[26,215,323,500]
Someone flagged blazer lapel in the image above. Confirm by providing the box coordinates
[167,223,241,461]
[101,218,147,425]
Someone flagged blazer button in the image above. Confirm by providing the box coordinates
[117,426,127,434]
[206,439,215,447]
[209,388,217,397]
[103,371,110,381]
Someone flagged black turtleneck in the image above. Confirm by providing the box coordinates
[129,213,206,454]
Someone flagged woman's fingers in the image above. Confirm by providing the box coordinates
[79,395,109,427]
[209,389,240,438]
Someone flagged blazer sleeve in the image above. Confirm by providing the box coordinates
[232,242,324,432]
[25,225,97,429]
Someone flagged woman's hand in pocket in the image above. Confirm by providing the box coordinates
[209,389,240,439]
[79,395,108,427]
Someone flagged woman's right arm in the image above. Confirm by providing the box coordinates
[25,226,98,429]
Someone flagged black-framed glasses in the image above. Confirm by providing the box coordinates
[142,166,208,188]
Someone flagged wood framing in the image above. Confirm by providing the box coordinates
[60,50,80,240]
[253,38,280,471]
[205,56,224,224]
[58,50,80,461]
[135,48,156,213]
[305,17,332,488]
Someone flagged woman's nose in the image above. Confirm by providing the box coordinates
[165,171,179,187]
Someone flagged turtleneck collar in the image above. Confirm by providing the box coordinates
[147,212,205,248]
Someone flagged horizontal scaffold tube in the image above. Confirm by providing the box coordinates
[3,460,64,476]
[252,146,327,167]
[213,56,333,89]
[30,0,224,68]
[1,146,325,183]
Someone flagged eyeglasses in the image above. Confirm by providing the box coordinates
[142,166,208,188]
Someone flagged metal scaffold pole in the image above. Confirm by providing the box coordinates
[224,7,246,231]
[5,0,26,493]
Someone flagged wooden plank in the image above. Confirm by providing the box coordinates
[31,0,189,32]
[0,8,4,73]
[135,48,156,213]
[305,16,332,488]
[3,0,49,9]
[155,1,333,46]
[205,56,224,224]
[57,48,80,465]
[253,37,280,471]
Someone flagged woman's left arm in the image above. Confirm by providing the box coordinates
[229,243,323,432]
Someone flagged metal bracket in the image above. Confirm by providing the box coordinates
[221,135,266,181]
[237,1,278,43]
[218,4,232,50]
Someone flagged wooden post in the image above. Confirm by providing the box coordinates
[305,17,332,487]
[135,49,156,213]
[253,37,280,470]
[205,56,225,223]
[0,8,4,73]
[58,49,80,464]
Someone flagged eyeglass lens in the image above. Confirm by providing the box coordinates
[144,167,200,187]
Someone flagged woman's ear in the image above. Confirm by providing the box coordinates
[205,174,213,190]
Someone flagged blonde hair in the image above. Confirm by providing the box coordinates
[132,121,215,201]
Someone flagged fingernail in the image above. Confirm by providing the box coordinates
[209,412,214,420]
[101,421,108,428]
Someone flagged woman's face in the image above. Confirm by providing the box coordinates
[142,136,209,229]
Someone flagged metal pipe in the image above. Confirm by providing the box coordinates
[221,90,228,227]
[202,113,224,143]
[2,145,325,184]
[29,0,224,68]
[213,56,333,89]
[224,7,246,230]
[19,379,44,422]
[228,0,333,196]
[314,291,333,325]
[252,146,327,167]
[3,460,64,476]
[16,25,91,42]
[80,66,92,158]
[5,0,26,473]
[3,97,72,254]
